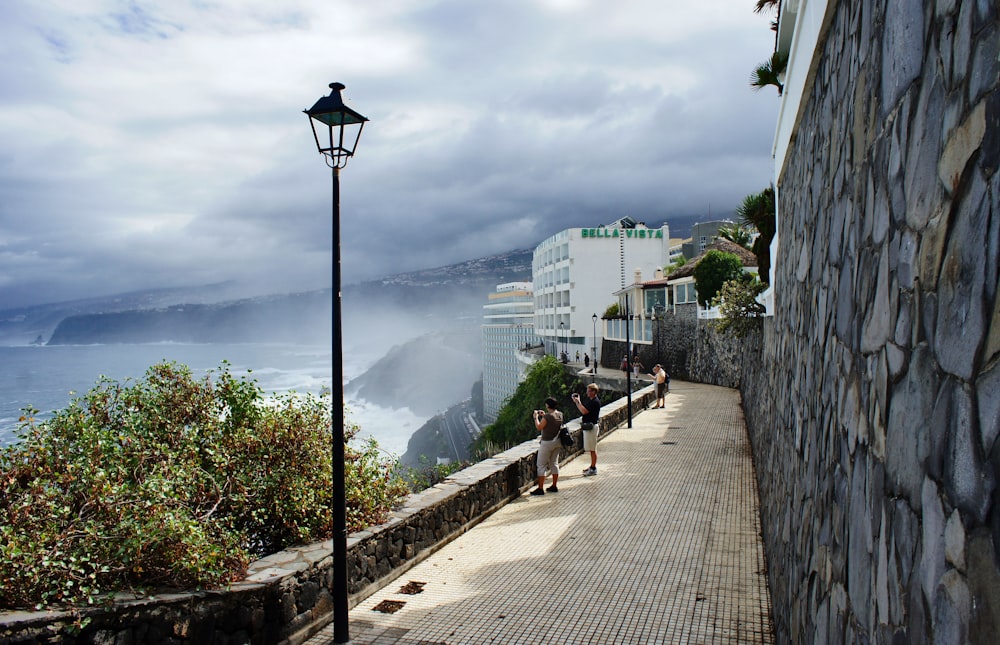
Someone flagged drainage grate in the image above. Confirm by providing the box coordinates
[373,599,406,614]
[398,581,426,595]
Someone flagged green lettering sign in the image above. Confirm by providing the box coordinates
[580,227,663,239]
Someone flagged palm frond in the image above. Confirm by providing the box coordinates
[754,0,779,14]
[749,51,788,95]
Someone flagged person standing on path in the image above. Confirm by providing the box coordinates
[650,364,667,408]
[573,384,602,476]
[531,397,563,495]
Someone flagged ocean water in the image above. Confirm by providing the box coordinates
[0,343,418,457]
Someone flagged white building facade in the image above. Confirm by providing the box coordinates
[481,282,537,423]
[532,222,671,367]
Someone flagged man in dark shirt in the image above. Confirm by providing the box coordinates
[572,383,602,476]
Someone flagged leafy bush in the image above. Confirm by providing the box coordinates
[692,250,745,306]
[712,276,768,338]
[0,361,407,609]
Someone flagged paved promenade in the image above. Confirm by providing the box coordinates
[309,381,774,644]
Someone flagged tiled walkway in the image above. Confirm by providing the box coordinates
[308,381,774,644]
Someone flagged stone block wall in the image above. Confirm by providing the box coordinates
[733,1,999,642]
[0,392,650,644]
[602,315,697,381]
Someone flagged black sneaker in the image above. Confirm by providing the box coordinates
[546,485,559,493]
[530,488,545,496]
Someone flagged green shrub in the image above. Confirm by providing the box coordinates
[712,276,768,338]
[0,361,407,609]
[474,356,582,451]
[692,250,745,306]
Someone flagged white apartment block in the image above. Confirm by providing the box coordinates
[481,282,537,423]
[532,221,671,366]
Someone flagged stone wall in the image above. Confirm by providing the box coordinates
[731,1,999,643]
[602,315,697,381]
[0,392,651,644]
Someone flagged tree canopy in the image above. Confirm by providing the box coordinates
[692,250,745,307]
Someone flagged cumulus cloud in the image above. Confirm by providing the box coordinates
[0,0,779,308]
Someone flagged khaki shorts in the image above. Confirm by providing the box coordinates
[581,423,599,451]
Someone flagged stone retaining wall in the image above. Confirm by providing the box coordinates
[602,315,697,382]
[0,391,651,644]
[719,2,998,642]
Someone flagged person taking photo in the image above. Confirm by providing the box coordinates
[573,383,601,476]
[531,397,563,495]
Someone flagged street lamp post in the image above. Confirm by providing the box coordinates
[624,295,633,428]
[304,82,368,645]
[591,313,598,374]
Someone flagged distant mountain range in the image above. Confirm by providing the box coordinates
[0,249,534,346]
[46,291,335,345]
[343,248,533,312]
[0,214,721,346]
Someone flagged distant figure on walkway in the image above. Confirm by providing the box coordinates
[573,384,602,476]
[531,397,563,495]
[583,353,590,369]
[575,350,580,362]
[633,359,643,377]
[620,356,628,376]
[650,364,668,408]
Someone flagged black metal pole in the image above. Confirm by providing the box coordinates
[592,316,597,374]
[625,295,632,427]
[331,165,349,644]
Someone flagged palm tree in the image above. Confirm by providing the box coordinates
[754,0,780,31]
[736,187,776,283]
[750,51,788,95]
[665,256,687,276]
[717,223,754,249]
[753,0,779,14]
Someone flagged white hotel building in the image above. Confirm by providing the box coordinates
[481,282,537,423]
[532,221,671,365]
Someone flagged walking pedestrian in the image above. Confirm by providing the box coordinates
[650,364,667,408]
[573,384,602,476]
[531,397,563,495]
[583,353,590,369]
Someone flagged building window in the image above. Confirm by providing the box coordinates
[675,283,698,304]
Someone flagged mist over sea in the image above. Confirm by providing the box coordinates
[0,342,421,457]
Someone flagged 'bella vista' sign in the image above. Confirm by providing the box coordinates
[581,228,664,239]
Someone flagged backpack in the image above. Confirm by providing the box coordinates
[559,426,574,448]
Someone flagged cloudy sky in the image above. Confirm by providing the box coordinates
[0,0,780,309]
